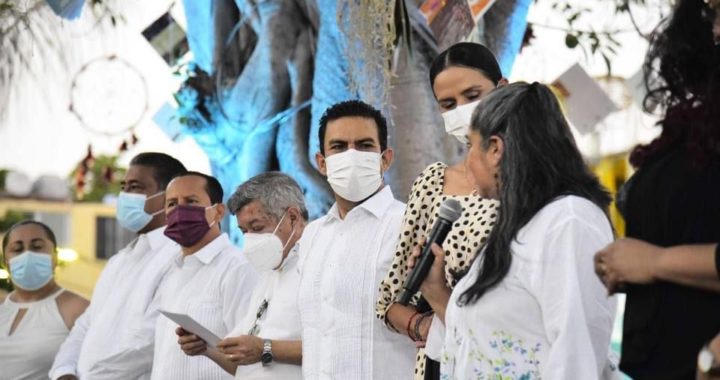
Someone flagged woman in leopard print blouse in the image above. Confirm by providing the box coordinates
[376,42,505,380]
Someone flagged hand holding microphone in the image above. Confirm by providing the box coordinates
[397,199,463,306]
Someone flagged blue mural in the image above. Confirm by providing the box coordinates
[176,0,531,243]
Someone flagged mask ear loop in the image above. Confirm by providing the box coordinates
[206,204,220,228]
[147,190,165,200]
[145,191,166,216]
[273,210,296,252]
[271,211,288,235]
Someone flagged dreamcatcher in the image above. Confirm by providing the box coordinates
[68,54,146,200]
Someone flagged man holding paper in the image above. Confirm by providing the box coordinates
[151,172,258,380]
[177,172,306,380]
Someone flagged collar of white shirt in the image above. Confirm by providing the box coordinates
[325,186,395,223]
[145,226,168,251]
[174,233,232,267]
[125,226,167,257]
[276,244,299,272]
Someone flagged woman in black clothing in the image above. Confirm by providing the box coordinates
[593,0,720,379]
[596,240,720,293]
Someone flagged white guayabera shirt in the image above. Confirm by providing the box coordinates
[151,233,258,380]
[297,186,416,380]
[50,227,179,380]
[229,245,303,380]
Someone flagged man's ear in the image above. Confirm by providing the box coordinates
[380,148,394,173]
[214,203,226,221]
[287,207,301,225]
[315,152,327,176]
[497,77,509,87]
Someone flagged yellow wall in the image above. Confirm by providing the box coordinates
[0,199,113,298]
[592,155,632,237]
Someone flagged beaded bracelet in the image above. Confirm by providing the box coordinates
[407,311,420,341]
[414,311,433,342]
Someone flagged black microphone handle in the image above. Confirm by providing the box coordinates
[397,218,454,305]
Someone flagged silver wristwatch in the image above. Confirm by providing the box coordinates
[261,339,273,366]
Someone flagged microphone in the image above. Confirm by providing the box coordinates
[396,198,463,306]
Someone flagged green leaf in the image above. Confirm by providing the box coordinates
[565,34,579,49]
[567,11,582,25]
[607,34,621,46]
[602,52,612,76]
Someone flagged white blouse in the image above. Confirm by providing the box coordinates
[441,196,619,380]
[0,288,69,380]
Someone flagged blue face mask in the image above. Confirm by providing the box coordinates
[9,251,54,291]
[116,191,164,233]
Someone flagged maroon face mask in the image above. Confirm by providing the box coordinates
[164,205,214,247]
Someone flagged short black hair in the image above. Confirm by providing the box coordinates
[317,100,388,155]
[172,171,224,205]
[2,220,58,265]
[130,152,187,190]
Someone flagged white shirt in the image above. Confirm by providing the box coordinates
[229,246,302,380]
[1,288,68,380]
[50,227,179,380]
[151,233,258,380]
[441,196,619,380]
[297,187,416,380]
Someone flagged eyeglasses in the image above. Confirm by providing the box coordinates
[247,299,269,336]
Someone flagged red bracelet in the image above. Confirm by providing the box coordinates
[407,312,420,341]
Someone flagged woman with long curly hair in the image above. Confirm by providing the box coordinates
[593,0,720,379]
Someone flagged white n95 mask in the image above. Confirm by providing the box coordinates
[243,212,294,272]
[325,149,383,202]
[441,100,481,144]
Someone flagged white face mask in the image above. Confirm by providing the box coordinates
[243,212,294,272]
[324,149,383,202]
[441,100,481,144]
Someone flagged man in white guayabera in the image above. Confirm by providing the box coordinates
[296,100,416,380]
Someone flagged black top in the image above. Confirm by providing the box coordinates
[618,146,720,380]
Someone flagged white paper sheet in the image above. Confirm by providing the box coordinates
[552,63,619,135]
[159,310,221,347]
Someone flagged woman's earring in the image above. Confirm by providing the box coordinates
[494,172,500,194]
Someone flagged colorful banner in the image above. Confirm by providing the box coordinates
[420,0,498,50]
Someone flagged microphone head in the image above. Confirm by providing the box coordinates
[438,198,463,222]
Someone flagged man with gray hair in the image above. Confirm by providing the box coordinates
[177,172,306,380]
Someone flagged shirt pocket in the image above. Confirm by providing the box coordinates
[186,299,224,335]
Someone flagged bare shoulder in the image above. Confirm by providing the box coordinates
[56,290,89,329]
